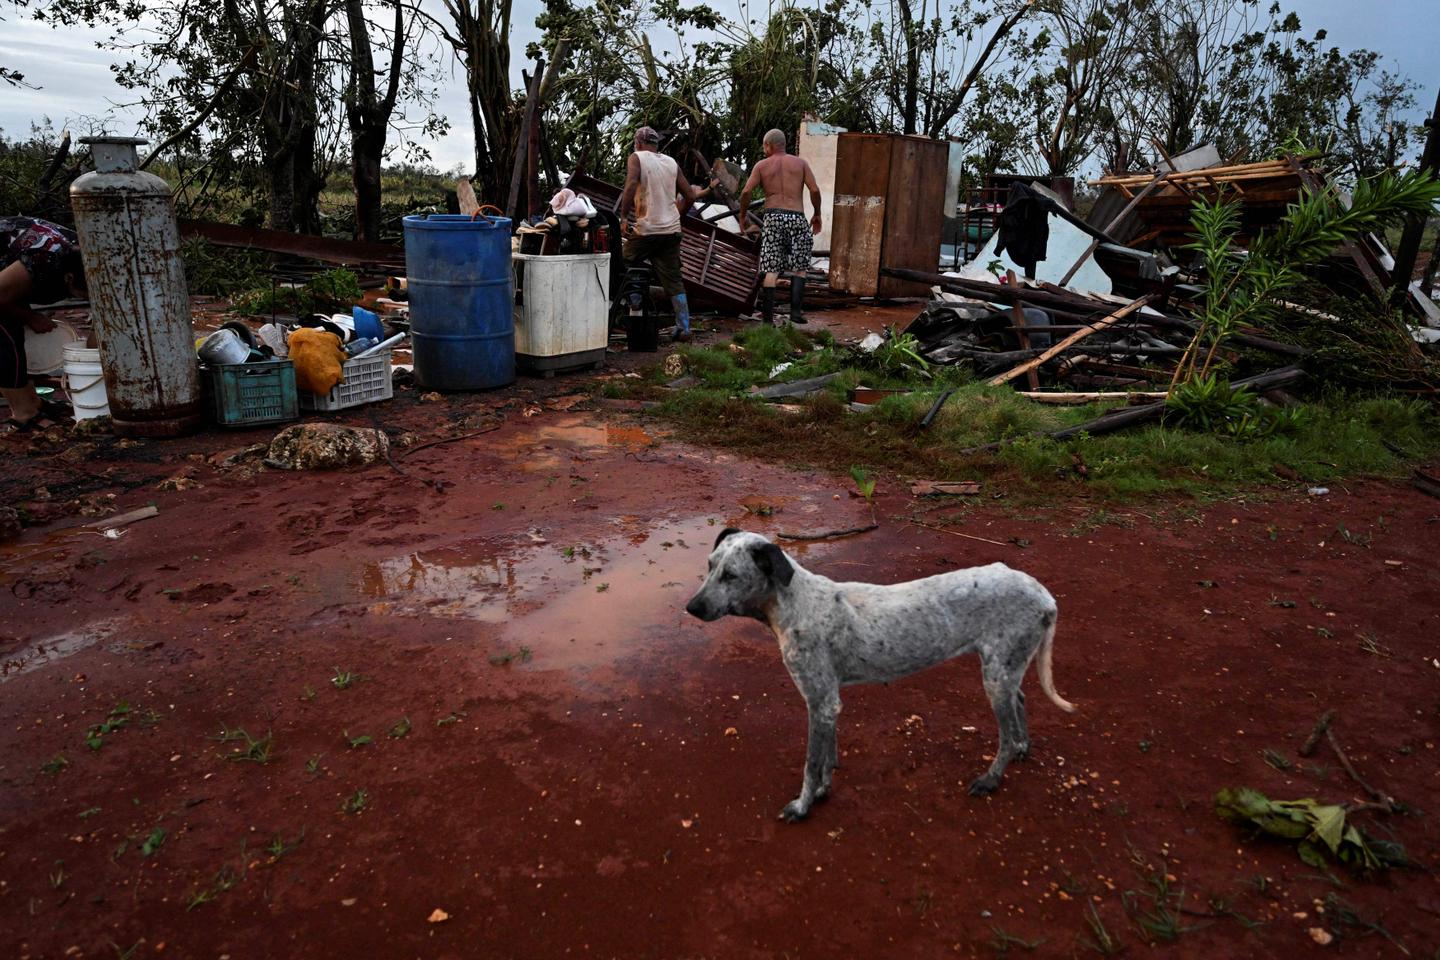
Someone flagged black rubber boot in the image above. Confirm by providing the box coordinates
[789,275,807,324]
[760,286,775,325]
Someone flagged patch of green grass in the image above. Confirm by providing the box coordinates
[987,925,1045,955]
[140,826,167,858]
[627,328,1440,505]
[85,701,133,751]
[331,667,362,690]
[1079,901,1124,955]
[266,828,304,860]
[1122,868,1202,944]
[1262,748,1292,771]
[1322,892,1409,953]
[186,864,241,911]
[214,727,275,764]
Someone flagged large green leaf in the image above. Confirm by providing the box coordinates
[1310,804,1346,852]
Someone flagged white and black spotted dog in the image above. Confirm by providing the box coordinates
[686,529,1075,822]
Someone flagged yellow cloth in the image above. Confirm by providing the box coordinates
[289,327,347,395]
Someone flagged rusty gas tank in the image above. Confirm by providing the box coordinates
[70,137,202,437]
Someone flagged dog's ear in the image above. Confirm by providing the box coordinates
[713,527,743,551]
[750,542,795,587]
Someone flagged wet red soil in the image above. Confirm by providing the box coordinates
[3,314,1439,959]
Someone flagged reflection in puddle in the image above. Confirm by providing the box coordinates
[0,527,89,586]
[0,617,130,683]
[358,518,714,669]
[494,416,664,472]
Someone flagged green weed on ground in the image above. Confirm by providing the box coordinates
[620,327,1440,504]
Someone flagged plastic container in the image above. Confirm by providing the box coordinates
[207,359,298,428]
[512,252,610,376]
[198,328,252,365]
[299,350,393,412]
[62,343,110,420]
[25,320,81,375]
[351,306,384,340]
[403,213,515,390]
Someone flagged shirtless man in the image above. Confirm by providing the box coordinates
[738,129,821,325]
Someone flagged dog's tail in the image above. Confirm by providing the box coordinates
[1037,616,1076,713]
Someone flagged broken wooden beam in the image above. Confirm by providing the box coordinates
[988,295,1154,386]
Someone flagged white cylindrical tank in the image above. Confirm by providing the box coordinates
[70,136,202,437]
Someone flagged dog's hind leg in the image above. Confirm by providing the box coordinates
[969,659,1026,796]
[780,688,840,822]
[1012,689,1030,760]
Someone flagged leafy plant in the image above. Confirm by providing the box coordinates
[849,465,876,501]
[1174,169,1440,389]
[231,268,363,318]
[214,727,275,764]
[331,667,362,690]
[140,827,167,857]
[863,326,930,377]
[388,717,412,739]
[266,828,305,859]
[41,753,70,776]
[342,789,370,814]
[1214,787,1403,873]
[85,701,132,751]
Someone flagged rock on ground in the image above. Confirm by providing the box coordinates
[266,423,390,471]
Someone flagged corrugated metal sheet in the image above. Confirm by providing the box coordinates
[568,173,759,314]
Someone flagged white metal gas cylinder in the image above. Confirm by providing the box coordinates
[69,136,202,437]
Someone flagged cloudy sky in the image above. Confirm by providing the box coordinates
[1,0,1434,172]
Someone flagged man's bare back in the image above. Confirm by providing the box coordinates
[750,153,815,214]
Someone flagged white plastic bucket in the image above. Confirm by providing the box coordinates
[62,344,110,420]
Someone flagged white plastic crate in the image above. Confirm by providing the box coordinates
[300,349,393,412]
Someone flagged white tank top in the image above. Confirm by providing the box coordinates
[633,151,681,236]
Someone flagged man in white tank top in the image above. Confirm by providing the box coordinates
[619,126,698,340]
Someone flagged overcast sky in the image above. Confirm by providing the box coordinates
[1,0,1434,173]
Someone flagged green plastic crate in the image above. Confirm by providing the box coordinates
[208,359,298,428]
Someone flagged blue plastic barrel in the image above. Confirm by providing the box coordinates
[403,213,515,390]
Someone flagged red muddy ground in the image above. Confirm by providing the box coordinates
[2,311,1438,959]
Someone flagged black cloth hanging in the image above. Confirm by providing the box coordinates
[993,183,1064,278]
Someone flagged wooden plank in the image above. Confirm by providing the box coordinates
[987,295,1154,386]
[829,134,893,296]
[878,135,949,299]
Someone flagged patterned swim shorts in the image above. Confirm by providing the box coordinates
[759,209,813,275]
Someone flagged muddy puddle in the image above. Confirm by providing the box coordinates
[0,616,131,682]
[0,526,91,586]
[494,416,666,472]
[359,516,718,670]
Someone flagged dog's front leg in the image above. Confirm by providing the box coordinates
[780,689,840,822]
